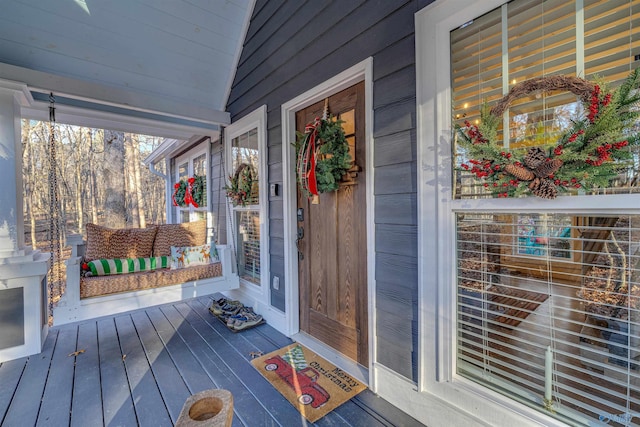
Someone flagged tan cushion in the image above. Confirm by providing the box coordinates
[79,262,222,298]
[153,220,207,257]
[84,223,158,261]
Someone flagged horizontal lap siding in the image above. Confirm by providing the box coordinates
[226,0,433,381]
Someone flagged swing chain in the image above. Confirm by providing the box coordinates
[47,93,62,321]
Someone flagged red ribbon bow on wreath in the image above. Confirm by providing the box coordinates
[184,177,199,208]
[172,177,199,208]
[297,117,321,197]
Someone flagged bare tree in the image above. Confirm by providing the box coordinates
[102,130,126,229]
[132,134,146,228]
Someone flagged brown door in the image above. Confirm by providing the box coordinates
[296,82,368,366]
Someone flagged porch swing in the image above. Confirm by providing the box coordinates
[52,102,239,326]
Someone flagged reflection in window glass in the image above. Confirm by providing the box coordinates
[457,212,640,425]
[516,214,572,259]
[232,129,259,205]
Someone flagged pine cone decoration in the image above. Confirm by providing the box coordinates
[528,178,558,199]
[504,164,535,181]
[524,147,547,169]
[533,158,563,178]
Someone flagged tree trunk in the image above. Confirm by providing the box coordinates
[132,135,146,228]
[124,134,140,227]
[103,130,126,229]
[75,154,84,232]
[22,120,38,248]
[88,129,98,225]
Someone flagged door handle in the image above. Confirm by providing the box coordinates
[296,227,304,260]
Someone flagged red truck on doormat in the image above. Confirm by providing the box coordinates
[264,355,330,408]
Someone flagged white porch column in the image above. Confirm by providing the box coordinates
[0,79,50,363]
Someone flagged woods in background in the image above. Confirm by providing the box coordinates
[22,119,167,248]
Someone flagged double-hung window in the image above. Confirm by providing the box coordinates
[446,0,640,424]
[225,106,268,292]
[174,147,208,223]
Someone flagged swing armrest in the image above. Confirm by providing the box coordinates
[67,233,86,258]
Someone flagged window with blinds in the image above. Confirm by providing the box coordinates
[450,0,640,424]
[452,0,640,199]
[230,128,261,286]
[457,213,640,425]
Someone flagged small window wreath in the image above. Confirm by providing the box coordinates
[296,115,352,197]
[456,70,640,199]
[225,163,258,206]
[173,175,206,207]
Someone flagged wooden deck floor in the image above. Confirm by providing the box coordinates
[0,296,425,427]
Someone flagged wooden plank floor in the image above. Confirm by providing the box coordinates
[0,296,426,427]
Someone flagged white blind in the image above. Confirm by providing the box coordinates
[507,0,577,148]
[235,210,260,284]
[584,0,640,88]
[457,213,640,425]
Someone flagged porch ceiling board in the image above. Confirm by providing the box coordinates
[0,296,425,427]
[0,0,253,120]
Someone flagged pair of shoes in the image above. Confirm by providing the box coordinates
[209,297,227,315]
[210,298,242,316]
[227,307,263,330]
[220,300,244,316]
[226,306,255,327]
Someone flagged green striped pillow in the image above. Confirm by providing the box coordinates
[86,257,169,276]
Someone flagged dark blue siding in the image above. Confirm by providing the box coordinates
[226,0,433,382]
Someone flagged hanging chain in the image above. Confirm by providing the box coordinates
[47,93,62,321]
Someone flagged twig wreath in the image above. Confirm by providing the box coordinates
[224,163,257,206]
[173,175,205,207]
[296,115,352,197]
[456,69,640,199]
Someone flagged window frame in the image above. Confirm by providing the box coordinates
[224,105,269,301]
[417,0,640,426]
[174,145,210,224]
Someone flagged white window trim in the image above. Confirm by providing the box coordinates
[224,105,269,308]
[413,0,640,425]
[174,146,210,223]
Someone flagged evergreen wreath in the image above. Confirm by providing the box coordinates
[191,175,206,207]
[456,70,640,199]
[172,175,205,207]
[172,180,188,207]
[224,163,257,206]
[296,115,352,197]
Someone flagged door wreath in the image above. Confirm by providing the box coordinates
[456,69,640,199]
[172,175,205,207]
[225,163,258,206]
[296,116,352,198]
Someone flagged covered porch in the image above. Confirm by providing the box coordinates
[0,295,423,427]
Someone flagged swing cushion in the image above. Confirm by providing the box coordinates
[84,223,158,261]
[86,256,170,276]
[153,220,207,257]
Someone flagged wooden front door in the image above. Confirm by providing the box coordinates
[296,82,368,366]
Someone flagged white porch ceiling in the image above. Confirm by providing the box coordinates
[0,0,253,126]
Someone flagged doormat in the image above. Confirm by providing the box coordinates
[251,343,367,423]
